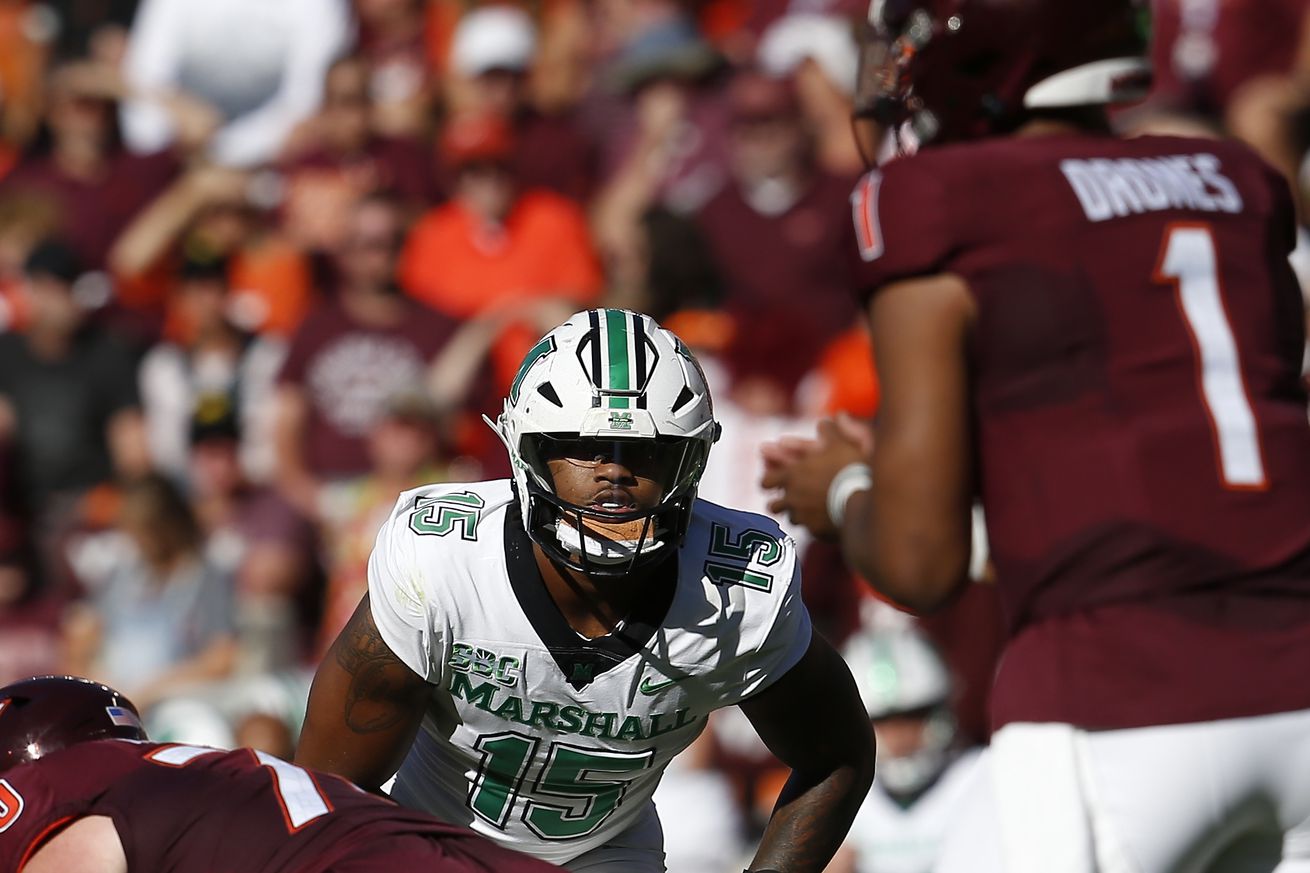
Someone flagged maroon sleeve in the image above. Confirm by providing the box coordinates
[849,158,954,303]
[0,764,67,871]
[0,741,141,871]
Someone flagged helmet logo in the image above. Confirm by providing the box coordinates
[510,336,557,405]
[608,411,634,431]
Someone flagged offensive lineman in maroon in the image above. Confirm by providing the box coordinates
[0,676,564,873]
[763,0,1310,870]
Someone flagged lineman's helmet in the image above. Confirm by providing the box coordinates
[0,676,147,773]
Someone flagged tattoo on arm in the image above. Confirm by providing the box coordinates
[333,600,424,734]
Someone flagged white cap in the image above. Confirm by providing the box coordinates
[450,6,537,77]
[757,14,859,96]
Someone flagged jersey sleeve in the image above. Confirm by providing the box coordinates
[850,158,953,304]
[0,765,61,872]
[367,494,444,684]
[716,533,814,705]
[0,742,132,872]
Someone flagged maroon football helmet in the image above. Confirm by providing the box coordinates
[0,676,148,772]
[854,0,1152,151]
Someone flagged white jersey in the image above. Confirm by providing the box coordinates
[368,479,812,866]
[847,749,982,873]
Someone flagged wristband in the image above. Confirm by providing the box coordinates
[826,462,872,528]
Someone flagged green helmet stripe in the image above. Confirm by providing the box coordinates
[605,309,631,409]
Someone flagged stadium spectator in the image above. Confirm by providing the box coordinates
[274,192,460,514]
[233,709,297,759]
[353,0,434,139]
[1127,0,1310,200]
[121,0,351,167]
[628,206,725,318]
[0,1,52,168]
[61,473,238,713]
[443,5,596,203]
[400,112,602,392]
[588,12,730,309]
[46,0,139,61]
[591,8,729,206]
[185,395,316,668]
[315,390,452,657]
[1,60,193,271]
[0,192,61,332]
[756,13,865,176]
[0,542,62,685]
[279,55,437,257]
[0,240,148,533]
[695,70,860,409]
[109,162,315,339]
[138,253,283,484]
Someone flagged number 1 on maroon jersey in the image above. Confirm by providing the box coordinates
[1153,222,1269,490]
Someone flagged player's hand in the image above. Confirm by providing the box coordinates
[761,417,870,540]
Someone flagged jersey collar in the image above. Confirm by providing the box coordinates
[503,506,677,690]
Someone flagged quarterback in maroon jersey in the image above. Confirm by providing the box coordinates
[0,676,563,873]
[763,0,1310,870]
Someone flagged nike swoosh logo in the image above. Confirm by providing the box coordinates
[639,675,684,694]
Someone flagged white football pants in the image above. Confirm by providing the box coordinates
[935,709,1310,873]
[565,802,666,873]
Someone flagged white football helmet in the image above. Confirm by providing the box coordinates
[843,628,957,797]
[491,309,719,575]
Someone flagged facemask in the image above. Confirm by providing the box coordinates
[550,518,670,566]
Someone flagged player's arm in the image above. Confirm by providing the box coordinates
[844,273,976,613]
[23,816,126,873]
[295,594,430,791]
[739,632,876,873]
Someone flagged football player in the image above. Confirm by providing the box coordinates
[296,309,876,872]
[0,675,564,873]
[829,629,982,873]
[762,1,1310,871]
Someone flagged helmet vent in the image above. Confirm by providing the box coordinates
[536,381,564,407]
[671,385,696,414]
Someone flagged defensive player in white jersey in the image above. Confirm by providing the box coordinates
[296,309,875,873]
[828,629,981,873]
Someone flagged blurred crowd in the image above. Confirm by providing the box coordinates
[0,0,1307,870]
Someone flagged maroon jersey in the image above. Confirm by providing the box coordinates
[0,739,561,872]
[852,134,1310,730]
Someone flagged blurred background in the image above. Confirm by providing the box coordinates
[0,1,1307,870]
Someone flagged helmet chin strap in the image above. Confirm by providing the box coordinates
[551,518,669,566]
